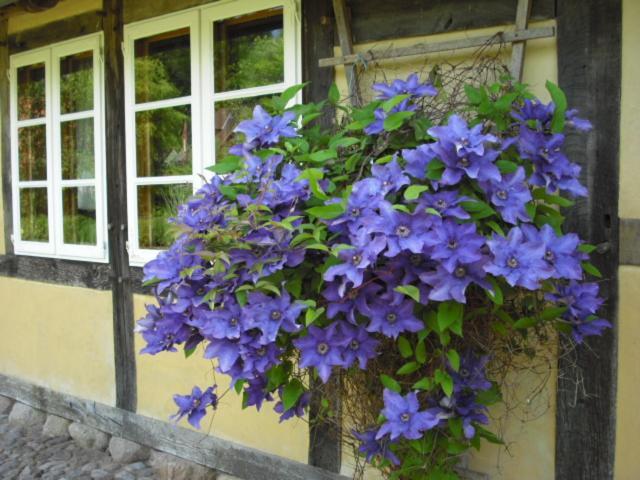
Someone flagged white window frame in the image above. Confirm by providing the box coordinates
[10,33,108,262]
[124,0,302,266]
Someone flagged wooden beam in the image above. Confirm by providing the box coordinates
[332,0,359,104]
[555,0,621,478]
[8,10,103,54]
[104,0,136,413]
[509,0,532,81]
[318,26,555,67]
[0,255,111,289]
[346,0,555,44]
[0,373,349,480]
[0,14,12,256]
[301,0,335,129]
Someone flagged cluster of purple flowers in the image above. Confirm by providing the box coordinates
[136,73,610,471]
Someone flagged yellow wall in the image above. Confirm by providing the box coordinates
[7,0,101,34]
[0,277,115,405]
[335,22,558,480]
[133,294,310,463]
[615,0,640,478]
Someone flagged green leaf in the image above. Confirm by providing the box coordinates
[382,94,411,112]
[380,374,401,393]
[279,83,307,106]
[404,185,429,201]
[447,349,460,372]
[546,80,567,133]
[540,306,567,320]
[412,377,431,390]
[496,159,519,173]
[328,83,340,104]
[282,379,305,411]
[234,379,246,394]
[394,284,420,303]
[435,369,454,397]
[464,85,482,104]
[266,364,288,390]
[582,261,602,278]
[308,149,337,163]
[305,307,325,326]
[397,361,420,376]
[306,203,345,219]
[415,340,427,364]
[397,336,413,358]
[206,156,241,174]
[426,159,445,180]
[486,277,503,305]
[142,276,161,288]
[437,301,463,332]
[383,110,415,131]
[476,384,502,406]
[184,346,196,359]
[579,243,597,254]
[486,221,505,237]
[476,426,504,444]
[513,316,537,329]
[297,168,327,200]
[329,136,360,150]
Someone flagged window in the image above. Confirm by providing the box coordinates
[10,34,107,262]
[124,0,301,265]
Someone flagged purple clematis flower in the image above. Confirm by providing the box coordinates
[449,353,492,393]
[243,290,307,344]
[484,227,554,290]
[373,73,438,100]
[191,300,243,340]
[431,141,502,185]
[373,202,438,257]
[480,166,532,224]
[330,178,385,235]
[353,429,400,465]
[376,389,441,441]
[294,324,346,383]
[243,378,273,411]
[172,385,218,429]
[371,159,410,194]
[338,322,379,369]
[364,100,414,136]
[421,260,491,304]
[360,290,423,338]
[233,105,298,148]
[274,390,311,422]
[417,190,470,219]
[438,392,488,439]
[402,144,436,179]
[428,114,498,157]
[521,224,583,280]
[424,220,485,273]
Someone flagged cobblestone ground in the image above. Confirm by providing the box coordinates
[0,413,154,480]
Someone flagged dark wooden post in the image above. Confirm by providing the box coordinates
[302,0,341,473]
[0,13,13,256]
[555,0,621,478]
[104,0,137,412]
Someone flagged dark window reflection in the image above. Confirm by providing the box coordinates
[137,184,191,249]
[60,50,93,114]
[18,124,47,181]
[20,188,48,242]
[62,186,96,246]
[61,118,94,180]
[17,63,45,120]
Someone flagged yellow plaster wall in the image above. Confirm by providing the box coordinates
[7,0,101,34]
[0,277,115,405]
[615,1,640,478]
[133,293,310,463]
[335,22,557,480]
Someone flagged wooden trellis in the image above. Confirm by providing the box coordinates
[322,0,545,103]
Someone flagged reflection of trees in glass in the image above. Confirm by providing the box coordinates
[17,63,46,120]
[18,125,47,181]
[214,10,284,92]
[61,119,94,179]
[63,187,96,245]
[138,184,190,248]
[60,52,93,114]
[215,96,269,159]
[20,188,48,242]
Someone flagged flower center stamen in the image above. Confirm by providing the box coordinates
[270,310,282,321]
[386,313,397,324]
[507,257,519,268]
[351,207,361,217]
[395,225,411,238]
[229,317,238,326]
[352,254,362,265]
[317,342,329,355]
[400,413,411,422]
[545,250,555,262]
[350,340,360,350]
[460,157,470,167]
[435,199,447,209]
[496,190,508,200]
[448,240,458,249]
[454,266,467,278]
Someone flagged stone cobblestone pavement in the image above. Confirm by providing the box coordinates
[0,412,154,480]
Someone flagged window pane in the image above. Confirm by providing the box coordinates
[60,50,93,114]
[18,124,47,181]
[62,186,96,245]
[137,184,191,249]
[214,96,269,160]
[135,28,191,103]
[214,8,284,92]
[17,63,46,120]
[20,188,48,242]
[61,118,94,179]
[136,105,191,177]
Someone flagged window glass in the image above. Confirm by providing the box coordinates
[19,188,48,242]
[215,95,269,159]
[18,124,47,181]
[61,118,94,179]
[135,28,191,103]
[62,186,96,245]
[60,51,93,114]
[137,184,191,249]
[136,105,192,177]
[214,8,284,92]
[17,63,45,120]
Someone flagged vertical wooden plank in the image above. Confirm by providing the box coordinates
[302,0,335,128]
[555,0,621,478]
[332,0,359,104]
[104,0,137,412]
[0,14,13,255]
[509,0,532,81]
[302,0,341,473]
